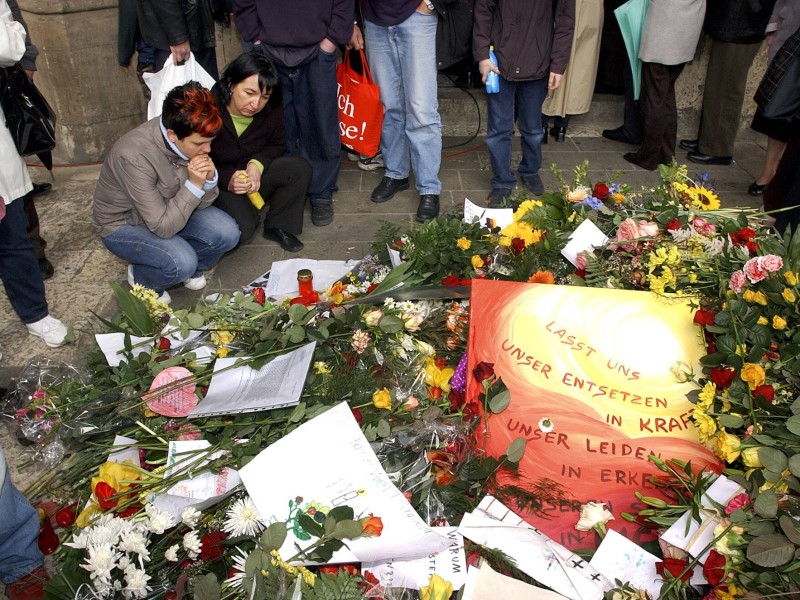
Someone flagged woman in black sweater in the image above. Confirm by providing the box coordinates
[210,52,311,251]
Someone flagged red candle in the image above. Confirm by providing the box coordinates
[297,269,314,297]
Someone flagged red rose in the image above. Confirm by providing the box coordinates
[703,550,727,586]
[55,503,77,528]
[753,384,774,403]
[94,482,118,510]
[511,237,526,254]
[350,407,363,424]
[472,361,495,382]
[442,275,461,287]
[157,337,171,352]
[710,368,735,389]
[593,183,609,200]
[693,310,716,326]
[655,557,693,582]
[366,283,378,294]
[200,531,228,563]
[665,218,682,232]
[252,288,266,306]
[361,515,384,537]
[448,389,466,411]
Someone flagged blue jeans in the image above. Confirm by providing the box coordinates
[0,198,48,324]
[486,76,548,190]
[365,11,442,195]
[0,448,43,584]
[264,48,339,206]
[102,206,240,293]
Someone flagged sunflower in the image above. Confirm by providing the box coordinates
[692,186,720,210]
[528,270,555,284]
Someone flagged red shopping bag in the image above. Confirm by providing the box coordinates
[336,49,383,157]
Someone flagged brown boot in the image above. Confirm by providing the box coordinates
[5,567,49,600]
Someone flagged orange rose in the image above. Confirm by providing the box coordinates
[361,515,384,537]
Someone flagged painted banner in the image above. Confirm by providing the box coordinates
[466,280,722,550]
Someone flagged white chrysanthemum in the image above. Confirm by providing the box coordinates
[538,417,555,433]
[143,504,174,535]
[164,544,180,562]
[66,529,90,550]
[183,531,202,559]
[223,548,250,590]
[118,555,131,571]
[223,496,265,537]
[669,228,693,243]
[118,529,150,561]
[82,542,121,584]
[181,506,201,528]
[703,236,725,256]
[123,565,152,599]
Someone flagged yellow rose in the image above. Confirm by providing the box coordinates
[773,315,787,330]
[740,363,765,390]
[785,271,798,286]
[471,255,484,270]
[713,430,742,463]
[741,446,763,468]
[782,287,796,303]
[742,290,767,305]
[692,408,717,444]
[372,387,392,410]
[757,316,769,326]
[456,237,471,250]
[211,330,234,346]
[216,346,229,358]
[420,574,453,600]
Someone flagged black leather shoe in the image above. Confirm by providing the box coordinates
[623,152,657,171]
[748,181,768,196]
[311,204,334,227]
[263,227,304,252]
[679,139,699,152]
[602,127,641,145]
[31,182,52,196]
[550,126,566,142]
[371,176,410,203]
[687,151,732,166]
[38,257,54,280]
[416,194,439,222]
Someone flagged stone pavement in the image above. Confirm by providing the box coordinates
[0,135,766,491]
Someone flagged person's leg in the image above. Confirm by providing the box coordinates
[101,224,199,293]
[394,10,442,195]
[697,40,760,157]
[176,206,240,274]
[516,77,549,183]
[756,137,787,186]
[0,199,49,324]
[621,57,643,143]
[214,190,259,243]
[22,194,46,260]
[366,20,411,181]
[634,62,673,169]
[261,156,311,235]
[0,447,44,585]
[485,77,518,191]
[659,64,685,164]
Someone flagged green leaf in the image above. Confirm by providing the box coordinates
[746,533,795,567]
[307,328,328,342]
[790,396,800,415]
[333,519,365,540]
[288,303,308,323]
[754,489,778,518]
[186,312,205,329]
[787,415,800,436]
[718,414,744,429]
[299,513,324,538]
[789,454,800,477]
[328,506,355,522]
[378,314,404,334]
[376,419,391,438]
[506,437,526,463]
[193,573,221,600]
[288,402,306,423]
[110,282,155,336]
[243,550,269,598]
[780,515,800,545]
[489,389,510,413]
[287,324,306,343]
[259,522,287,552]
[759,447,788,473]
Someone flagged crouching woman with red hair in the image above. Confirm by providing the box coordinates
[93,82,240,304]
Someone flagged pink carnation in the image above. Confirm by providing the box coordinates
[724,493,751,515]
[691,217,716,236]
[760,254,783,273]
[743,257,768,284]
[729,270,747,293]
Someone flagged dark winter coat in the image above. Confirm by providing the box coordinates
[135,0,216,53]
[704,0,777,44]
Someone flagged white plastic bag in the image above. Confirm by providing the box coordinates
[144,53,216,120]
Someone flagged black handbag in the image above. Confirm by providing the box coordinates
[755,28,800,122]
[0,64,57,157]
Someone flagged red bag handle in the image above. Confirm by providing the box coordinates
[342,49,375,84]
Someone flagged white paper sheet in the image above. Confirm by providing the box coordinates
[457,496,612,600]
[163,439,241,499]
[189,342,316,418]
[461,562,570,600]
[561,220,610,267]
[387,244,404,268]
[463,197,514,229]
[96,332,154,366]
[264,259,358,301]
[363,527,467,590]
[108,435,141,467]
[240,402,450,564]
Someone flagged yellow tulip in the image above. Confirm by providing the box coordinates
[773,315,787,330]
[471,255,484,270]
[91,461,141,496]
[424,359,454,393]
[782,287,796,303]
[785,271,798,286]
[420,574,453,600]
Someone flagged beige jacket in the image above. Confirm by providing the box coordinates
[92,117,218,238]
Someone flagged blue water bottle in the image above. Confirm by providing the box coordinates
[486,46,499,94]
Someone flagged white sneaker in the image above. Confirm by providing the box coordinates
[358,153,384,172]
[26,315,69,348]
[157,290,172,305]
[183,274,207,290]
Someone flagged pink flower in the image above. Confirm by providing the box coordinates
[612,218,641,251]
[743,258,768,283]
[729,270,747,293]
[176,424,202,441]
[691,217,716,236]
[636,220,660,237]
[724,493,751,515]
[760,254,783,273]
[575,251,588,271]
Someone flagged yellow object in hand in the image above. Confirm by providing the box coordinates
[238,173,265,209]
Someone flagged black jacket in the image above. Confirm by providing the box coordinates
[135,0,216,53]
[704,0,777,44]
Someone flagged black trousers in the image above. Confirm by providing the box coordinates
[214,156,311,243]
[635,62,685,170]
[23,193,46,260]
